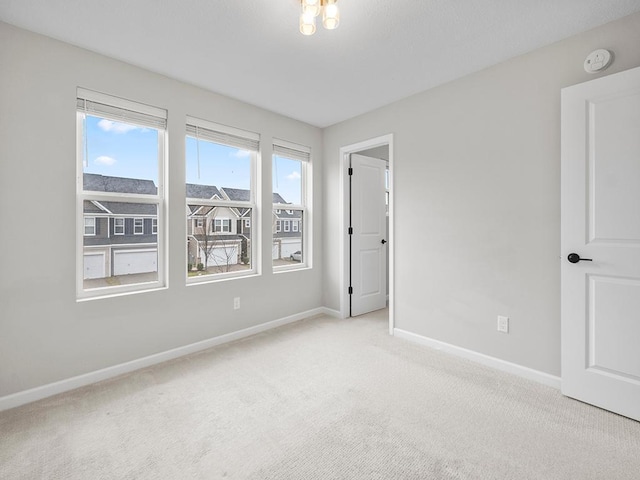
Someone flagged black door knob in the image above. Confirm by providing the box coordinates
[568,253,592,263]
[381,239,387,245]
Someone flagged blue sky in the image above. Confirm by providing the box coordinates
[83,115,301,204]
[185,136,251,192]
[272,155,301,205]
[83,115,159,182]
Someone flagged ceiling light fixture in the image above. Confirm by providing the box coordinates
[300,0,340,36]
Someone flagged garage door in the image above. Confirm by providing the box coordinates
[280,240,302,259]
[205,245,239,267]
[113,249,157,276]
[84,252,105,280]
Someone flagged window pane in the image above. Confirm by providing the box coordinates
[83,203,158,289]
[273,155,301,205]
[186,137,251,194]
[187,205,252,277]
[114,217,125,235]
[134,218,144,234]
[84,217,96,236]
[273,210,303,266]
[82,114,159,194]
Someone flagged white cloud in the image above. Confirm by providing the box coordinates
[97,119,139,134]
[95,155,117,166]
[232,149,251,158]
[286,171,301,181]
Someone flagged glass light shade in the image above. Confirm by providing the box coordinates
[300,12,316,35]
[302,0,321,17]
[322,3,340,30]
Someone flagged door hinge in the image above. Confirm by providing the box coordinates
[348,286,353,295]
[348,227,353,235]
[348,167,353,176]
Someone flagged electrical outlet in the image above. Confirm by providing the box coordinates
[497,315,509,333]
[233,297,240,310]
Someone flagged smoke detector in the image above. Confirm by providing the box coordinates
[584,49,612,74]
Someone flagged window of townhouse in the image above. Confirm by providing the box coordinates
[272,140,311,270]
[84,217,96,236]
[134,218,144,234]
[76,88,166,298]
[185,117,259,281]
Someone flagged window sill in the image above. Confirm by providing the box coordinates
[273,264,311,274]
[186,270,260,286]
[76,283,167,302]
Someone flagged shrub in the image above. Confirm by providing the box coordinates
[197,263,204,271]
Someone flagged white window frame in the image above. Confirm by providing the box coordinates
[84,217,96,236]
[292,220,299,232]
[134,218,144,235]
[272,139,311,271]
[185,116,260,283]
[114,217,125,235]
[152,218,158,234]
[76,88,166,299]
[245,219,251,228]
[275,220,281,232]
[283,220,290,232]
[385,166,390,216]
[214,218,231,233]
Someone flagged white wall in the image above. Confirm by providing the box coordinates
[0,22,323,398]
[323,12,640,376]
[3,12,640,400]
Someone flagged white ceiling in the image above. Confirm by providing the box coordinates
[1,1,640,127]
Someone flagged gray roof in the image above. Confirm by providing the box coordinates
[186,183,222,200]
[224,187,288,205]
[223,187,299,218]
[84,200,105,213]
[100,201,157,216]
[83,176,297,218]
[188,205,214,216]
[272,192,287,204]
[84,173,157,195]
[82,174,157,215]
[221,187,249,202]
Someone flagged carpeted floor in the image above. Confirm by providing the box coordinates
[1,309,639,479]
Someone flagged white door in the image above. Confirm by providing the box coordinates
[113,249,158,275]
[280,239,302,260]
[83,252,105,279]
[561,66,640,421]
[350,154,387,316]
[205,243,239,267]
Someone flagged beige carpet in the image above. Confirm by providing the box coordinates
[1,309,639,479]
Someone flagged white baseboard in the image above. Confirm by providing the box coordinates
[393,328,561,389]
[0,307,325,412]
[319,307,342,318]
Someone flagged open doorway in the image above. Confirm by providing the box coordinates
[339,134,394,335]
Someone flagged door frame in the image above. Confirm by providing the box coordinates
[560,66,640,420]
[339,134,394,334]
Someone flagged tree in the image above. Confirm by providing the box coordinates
[192,209,216,272]
[191,207,239,273]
